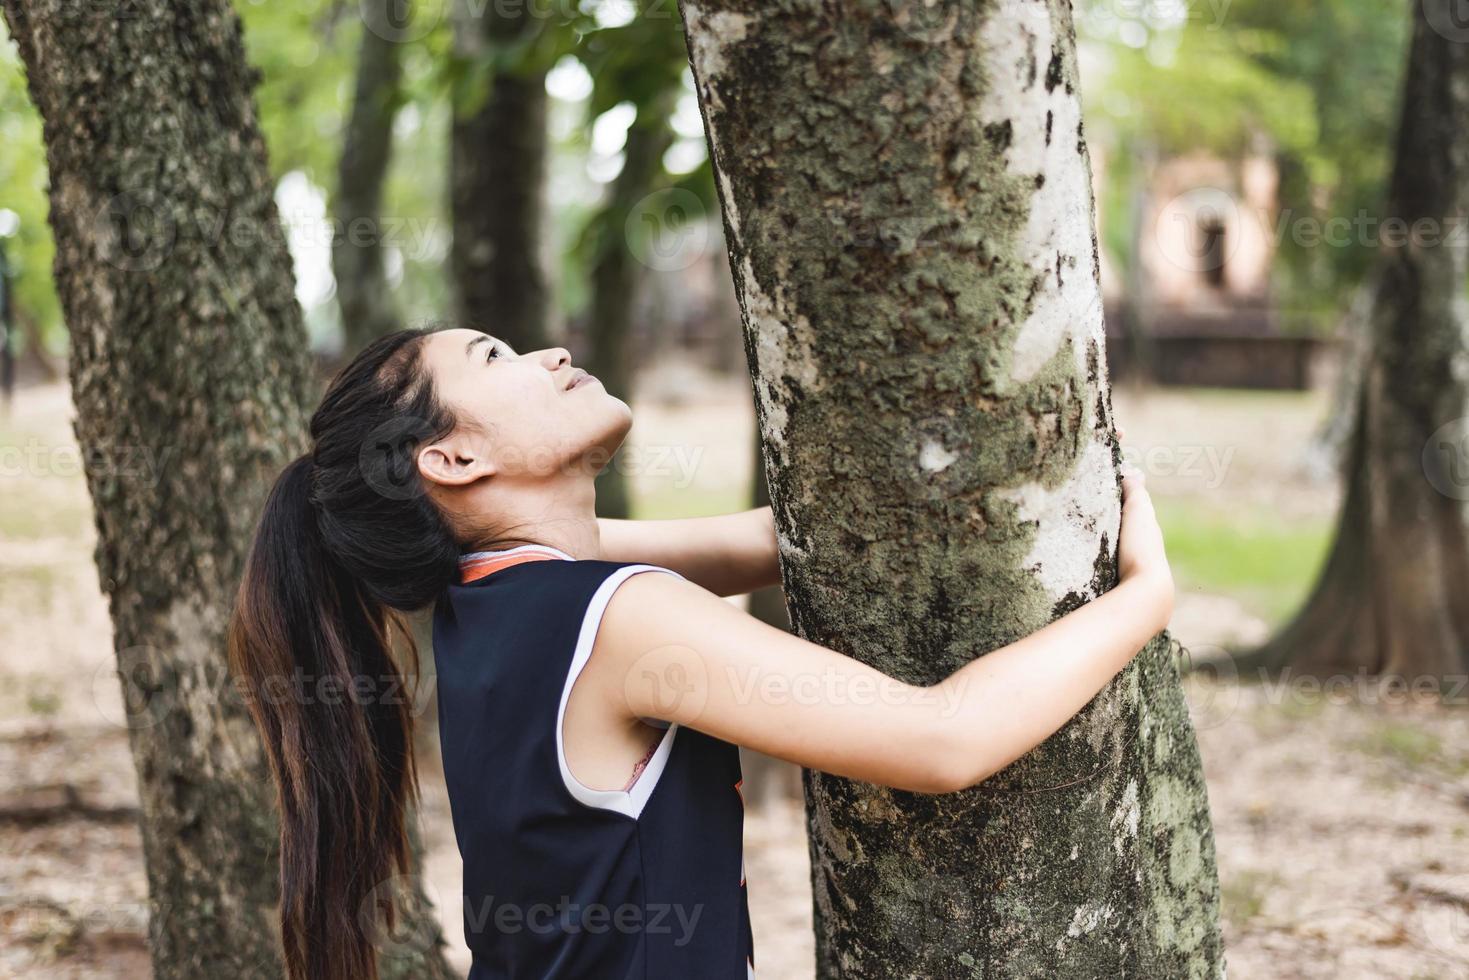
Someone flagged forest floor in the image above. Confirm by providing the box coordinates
[2,375,1467,979]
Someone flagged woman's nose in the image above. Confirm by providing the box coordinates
[531,347,572,370]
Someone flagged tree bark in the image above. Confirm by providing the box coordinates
[0,1,454,976]
[589,94,676,519]
[334,1,405,355]
[739,424,803,808]
[450,0,551,352]
[1249,0,1469,680]
[680,2,1224,975]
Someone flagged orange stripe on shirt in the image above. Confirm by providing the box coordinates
[459,552,561,584]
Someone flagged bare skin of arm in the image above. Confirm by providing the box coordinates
[596,507,780,597]
[570,472,1172,795]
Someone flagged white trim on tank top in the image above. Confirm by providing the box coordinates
[556,563,685,819]
[460,542,578,563]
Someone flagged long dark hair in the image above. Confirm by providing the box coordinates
[229,329,463,980]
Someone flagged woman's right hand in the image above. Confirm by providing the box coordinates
[1117,465,1174,626]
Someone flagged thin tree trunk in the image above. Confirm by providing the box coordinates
[449,0,551,351]
[334,1,405,354]
[681,2,1224,975]
[590,94,676,519]
[1248,0,1469,680]
[0,1,454,976]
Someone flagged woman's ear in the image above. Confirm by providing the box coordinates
[417,434,494,489]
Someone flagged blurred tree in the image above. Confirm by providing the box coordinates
[575,3,687,518]
[449,0,572,349]
[335,2,408,353]
[682,2,1223,975]
[1248,0,1469,680]
[239,0,459,344]
[238,0,359,182]
[0,0,454,975]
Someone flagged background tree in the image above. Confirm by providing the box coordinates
[334,1,408,353]
[1247,0,1469,679]
[449,0,570,349]
[680,1,1224,975]
[0,0,454,975]
[575,3,687,517]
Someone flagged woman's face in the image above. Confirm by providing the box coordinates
[415,327,632,487]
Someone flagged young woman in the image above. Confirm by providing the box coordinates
[229,326,1174,980]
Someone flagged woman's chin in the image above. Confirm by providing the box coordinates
[586,400,634,454]
[604,392,634,425]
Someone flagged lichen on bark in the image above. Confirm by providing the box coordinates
[680,1,1224,975]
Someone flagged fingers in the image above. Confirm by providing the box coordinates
[1120,462,1144,499]
[1120,467,1155,520]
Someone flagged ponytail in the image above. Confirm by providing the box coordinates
[228,329,462,980]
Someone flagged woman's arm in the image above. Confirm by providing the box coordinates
[587,472,1172,794]
[596,507,781,597]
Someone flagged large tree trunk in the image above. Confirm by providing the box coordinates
[449,0,551,352]
[0,2,454,976]
[589,94,676,519]
[334,0,405,354]
[680,2,1224,975]
[1249,0,1469,680]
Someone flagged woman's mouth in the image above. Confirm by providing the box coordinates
[567,369,597,391]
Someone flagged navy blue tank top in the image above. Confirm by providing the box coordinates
[431,544,756,979]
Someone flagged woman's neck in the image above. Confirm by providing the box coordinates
[464,472,603,561]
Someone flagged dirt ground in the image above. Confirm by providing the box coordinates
[2,378,1466,979]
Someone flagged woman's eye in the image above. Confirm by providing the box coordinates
[486,344,501,362]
